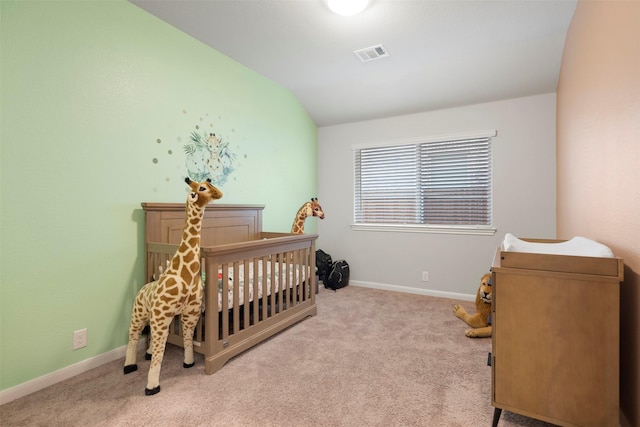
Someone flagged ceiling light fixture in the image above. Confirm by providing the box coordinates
[327,0,370,16]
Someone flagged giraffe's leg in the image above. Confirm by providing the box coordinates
[144,324,152,361]
[181,283,203,368]
[180,308,201,368]
[145,314,172,395]
[124,292,148,374]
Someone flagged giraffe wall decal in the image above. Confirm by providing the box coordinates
[124,178,222,395]
[291,197,325,234]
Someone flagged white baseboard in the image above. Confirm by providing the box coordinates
[349,280,476,301]
[0,341,145,406]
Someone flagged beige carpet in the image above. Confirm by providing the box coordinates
[0,285,555,426]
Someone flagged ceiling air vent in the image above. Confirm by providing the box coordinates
[354,44,389,62]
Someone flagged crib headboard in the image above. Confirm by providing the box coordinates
[141,203,264,246]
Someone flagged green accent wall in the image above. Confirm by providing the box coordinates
[0,1,317,391]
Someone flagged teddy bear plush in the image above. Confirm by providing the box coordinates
[452,273,492,338]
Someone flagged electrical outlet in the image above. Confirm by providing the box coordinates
[422,271,429,282]
[73,328,87,350]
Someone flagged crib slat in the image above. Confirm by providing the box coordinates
[261,255,268,321]
[292,249,299,305]
[278,253,284,312]
[242,261,250,330]
[284,253,289,307]
[231,261,239,334]
[271,255,277,314]
[252,257,259,326]
[221,263,229,340]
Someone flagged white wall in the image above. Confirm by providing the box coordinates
[317,93,557,298]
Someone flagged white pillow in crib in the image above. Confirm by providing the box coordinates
[502,233,614,258]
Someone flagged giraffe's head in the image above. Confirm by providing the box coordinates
[185,178,223,208]
[309,197,325,219]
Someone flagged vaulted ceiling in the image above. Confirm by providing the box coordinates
[130,0,577,127]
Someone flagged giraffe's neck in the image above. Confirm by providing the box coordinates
[291,203,311,234]
[182,203,203,247]
[169,203,204,280]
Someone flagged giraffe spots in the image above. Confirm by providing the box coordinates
[182,251,195,264]
[163,276,178,287]
[159,294,176,305]
[152,306,176,320]
[181,271,194,283]
[188,237,199,247]
[164,286,179,296]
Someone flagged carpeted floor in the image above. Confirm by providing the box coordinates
[0,285,555,426]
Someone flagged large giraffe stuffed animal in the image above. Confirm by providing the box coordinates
[124,178,222,395]
[291,197,325,234]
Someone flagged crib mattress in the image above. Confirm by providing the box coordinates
[207,261,309,311]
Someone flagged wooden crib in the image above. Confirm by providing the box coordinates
[142,202,318,374]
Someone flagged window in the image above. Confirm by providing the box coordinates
[353,130,496,235]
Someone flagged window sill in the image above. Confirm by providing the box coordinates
[351,223,497,236]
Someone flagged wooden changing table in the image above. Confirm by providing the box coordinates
[490,241,623,427]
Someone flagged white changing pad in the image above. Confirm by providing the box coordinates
[502,233,614,258]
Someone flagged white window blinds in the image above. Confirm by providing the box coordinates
[354,136,492,227]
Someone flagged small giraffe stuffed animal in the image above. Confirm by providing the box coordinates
[291,197,325,234]
[124,178,222,395]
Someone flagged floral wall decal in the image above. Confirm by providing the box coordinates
[184,130,236,185]
[151,110,245,190]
